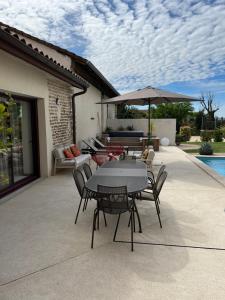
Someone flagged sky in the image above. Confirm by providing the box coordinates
[0,0,225,116]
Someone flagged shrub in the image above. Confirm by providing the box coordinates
[175,134,183,146]
[200,130,214,142]
[180,126,191,141]
[213,129,223,142]
[126,125,134,131]
[199,142,213,155]
[118,126,124,131]
[191,127,200,136]
[104,126,112,133]
[220,126,225,138]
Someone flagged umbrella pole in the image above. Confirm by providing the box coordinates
[148,100,151,145]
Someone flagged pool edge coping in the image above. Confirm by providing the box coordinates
[186,154,225,188]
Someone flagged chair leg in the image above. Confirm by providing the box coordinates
[157,199,160,214]
[133,202,142,233]
[82,198,87,211]
[157,197,161,206]
[133,210,136,232]
[155,201,162,228]
[103,212,107,227]
[74,197,83,224]
[91,209,98,248]
[97,210,100,230]
[130,211,134,252]
[113,214,121,241]
[84,196,90,211]
[85,198,89,210]
[128,213,131,227]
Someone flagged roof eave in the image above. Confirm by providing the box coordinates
[0,28,88,90]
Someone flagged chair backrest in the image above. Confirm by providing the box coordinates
[154,171,167,198]
[92,137,105,148]
[82,139,99,151]
[72,169,86,197]
[97,185,129,211]
[156,165,166,182]
[83,163,92,180]
[146,149,155,162]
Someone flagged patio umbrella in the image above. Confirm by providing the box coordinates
[99,86,200,142]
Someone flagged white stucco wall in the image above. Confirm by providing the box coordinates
[106,118,176,145]
[74,85,115,147]
[0,50,54,177]
[74,85,102,147]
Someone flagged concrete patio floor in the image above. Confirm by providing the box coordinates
[0,147,225,299]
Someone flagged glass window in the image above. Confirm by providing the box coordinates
[0,94,38,196]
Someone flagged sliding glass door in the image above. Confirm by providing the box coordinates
[0,94,39,197]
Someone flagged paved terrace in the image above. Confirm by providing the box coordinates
[0,147,225,299]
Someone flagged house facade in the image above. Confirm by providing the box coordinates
[0,22,118,198]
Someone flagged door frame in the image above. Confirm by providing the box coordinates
[0,92,40,198]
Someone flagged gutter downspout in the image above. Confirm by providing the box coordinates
[72,88,87,143]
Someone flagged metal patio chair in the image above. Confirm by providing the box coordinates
[83,163,93,180]
[73,169,107,226]
[147,164,166,190]
[73,169,92,224]
[140,171,168,228]
[91,185,141,251]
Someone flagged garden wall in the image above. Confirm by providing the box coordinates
[106,118,176,145]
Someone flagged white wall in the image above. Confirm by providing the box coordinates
[107,118,176,145]
[75,85,106,147]
[0,50,54,177]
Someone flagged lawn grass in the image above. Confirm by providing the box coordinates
[182,142,225,153]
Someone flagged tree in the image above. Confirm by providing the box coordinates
[200,92,219,129]
[0,93,16,186]
[117,104,147,119]
[152,102,194,132]
[194,110,204,131]
[0,94,16,150]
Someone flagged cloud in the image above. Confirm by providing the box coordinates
[1,0,225,94]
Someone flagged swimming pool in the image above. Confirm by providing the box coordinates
[196,156,225,177]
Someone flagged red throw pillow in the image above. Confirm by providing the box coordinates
[63,148,74,159]
[70,145,77,156]
[74,149,81,157]
[70,145,80,157]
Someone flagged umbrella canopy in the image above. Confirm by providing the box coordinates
[99,86,199,105]
[99,86,200,142]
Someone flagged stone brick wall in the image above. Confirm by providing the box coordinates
[48,80,73,146]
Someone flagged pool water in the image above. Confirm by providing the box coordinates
[197,156,225,177]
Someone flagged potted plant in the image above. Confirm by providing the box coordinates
[175,134,183,146]
[102,126,112,142]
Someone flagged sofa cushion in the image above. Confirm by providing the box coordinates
[70,145,80,157]
[59,159,77,167]
[53,146,65,160]
[75,154,91,167]
[63,148,74,159]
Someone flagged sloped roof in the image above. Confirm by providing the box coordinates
[0,21,119,97]
[0,22,88,89]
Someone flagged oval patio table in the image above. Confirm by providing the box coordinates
[85,160,148,194]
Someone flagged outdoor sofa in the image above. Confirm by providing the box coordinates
[52,144,91,175]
